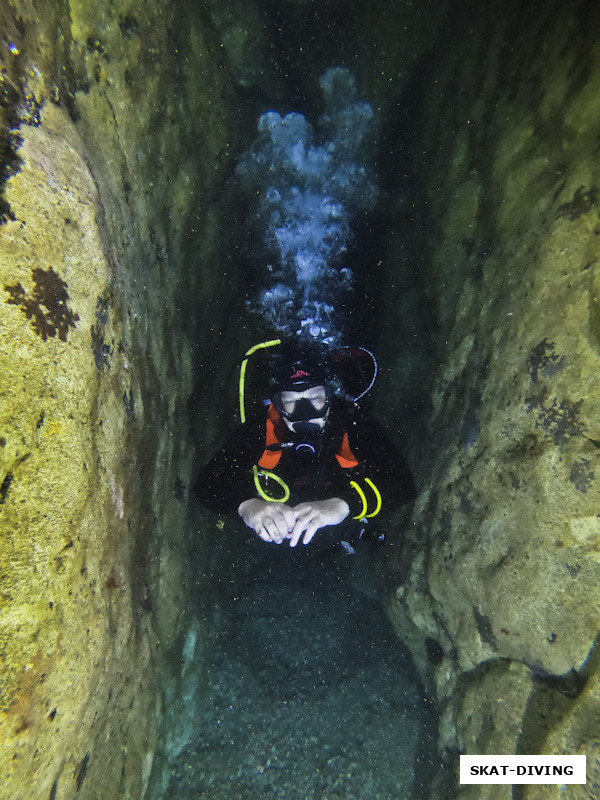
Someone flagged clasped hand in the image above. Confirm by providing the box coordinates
[238,497,350,547]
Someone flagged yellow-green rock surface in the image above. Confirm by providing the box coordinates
[0,1,236,797]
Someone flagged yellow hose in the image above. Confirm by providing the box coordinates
[365,477,382,518]
[350,480,368,520]
[239,338,281,423]
[252,465,290,503]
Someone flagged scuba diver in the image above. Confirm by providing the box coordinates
[194,338,416,548]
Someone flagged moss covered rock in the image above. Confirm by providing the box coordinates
[0,1,237,797]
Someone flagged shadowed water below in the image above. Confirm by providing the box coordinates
[169,541,435,799]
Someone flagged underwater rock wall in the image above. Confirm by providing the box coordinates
[381,0,600,796]
[0,2,235,797]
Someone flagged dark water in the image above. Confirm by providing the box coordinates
[168,542,434,799]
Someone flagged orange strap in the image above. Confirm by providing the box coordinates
[258,406,359,471]
[258,404,283,469]
[335,432,359,469]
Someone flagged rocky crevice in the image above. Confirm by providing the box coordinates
[377,1,600,796]
[0,1,239,797]
[2,0,600,798]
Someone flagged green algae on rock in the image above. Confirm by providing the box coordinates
[0,0,238,797]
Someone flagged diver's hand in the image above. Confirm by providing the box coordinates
[289,498,350,547]
[238,498,296,544]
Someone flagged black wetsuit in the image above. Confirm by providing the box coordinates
[194,400,416,519]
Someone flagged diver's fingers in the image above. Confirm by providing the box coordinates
[289,527,302,548]
[289,519,308,548]
[263,518,284,543]
[256,527,272,542]
[302,520,320,545]
[271,508,293,538]
[289,513,309,546]
[258,507,286,540]
[261,513,285,542]
[290,513,319,547]
[280,506,296,532]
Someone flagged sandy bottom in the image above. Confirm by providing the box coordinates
[168,541,436,799]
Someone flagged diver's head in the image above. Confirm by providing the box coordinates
[272,348,332,434]
[275,384,330,433]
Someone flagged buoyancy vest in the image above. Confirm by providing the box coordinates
[257,403,359,471]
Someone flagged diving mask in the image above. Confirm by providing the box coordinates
[273,385,331,431]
